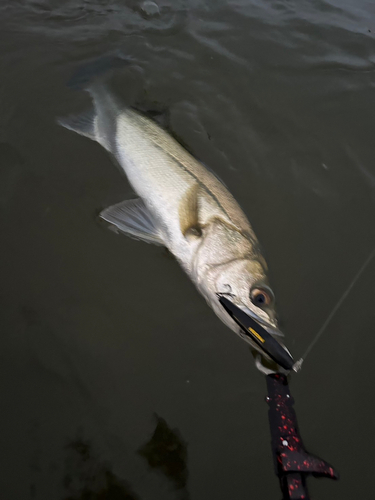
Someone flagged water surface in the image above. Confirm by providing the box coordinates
[1,1,374,499]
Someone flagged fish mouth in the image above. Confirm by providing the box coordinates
[217,295,294,371]
[238,305,284,338]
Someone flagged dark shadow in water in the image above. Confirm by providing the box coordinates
[63,437,139,500]
[138,414,189,497]
[62,416,189,500]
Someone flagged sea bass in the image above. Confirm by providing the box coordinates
[59,84,282,351]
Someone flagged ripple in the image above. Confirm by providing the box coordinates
[4,0,188,40]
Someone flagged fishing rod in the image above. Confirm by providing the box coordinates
[218,247,375,499]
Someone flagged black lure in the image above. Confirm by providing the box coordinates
[218,295,295,370]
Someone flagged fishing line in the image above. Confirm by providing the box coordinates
[293,247,375,372]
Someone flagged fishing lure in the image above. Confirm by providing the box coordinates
[218,295,294,370]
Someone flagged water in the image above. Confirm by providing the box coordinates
[0,1,374,498]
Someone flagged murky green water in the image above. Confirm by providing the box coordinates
[1,1,374,498]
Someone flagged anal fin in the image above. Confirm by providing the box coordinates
[100,198,164,246]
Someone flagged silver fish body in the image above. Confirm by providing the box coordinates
[59,83,281,350]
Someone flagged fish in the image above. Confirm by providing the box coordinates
[59,82,283,354]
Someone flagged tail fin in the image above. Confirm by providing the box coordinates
[58,53,138,151]
[57,109,97,141]
[58,81,117,153]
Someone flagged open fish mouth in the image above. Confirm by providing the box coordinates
[218,295,294,371]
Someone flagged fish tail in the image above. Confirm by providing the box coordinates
[57,109,97,142]
[57,80,116,152]
[57,94,114,153]
[59,53,141,152]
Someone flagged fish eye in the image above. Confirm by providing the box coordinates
[250,287,273,308]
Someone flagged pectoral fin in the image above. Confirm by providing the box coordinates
[178,184,202,239]
[100,198,164,246]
